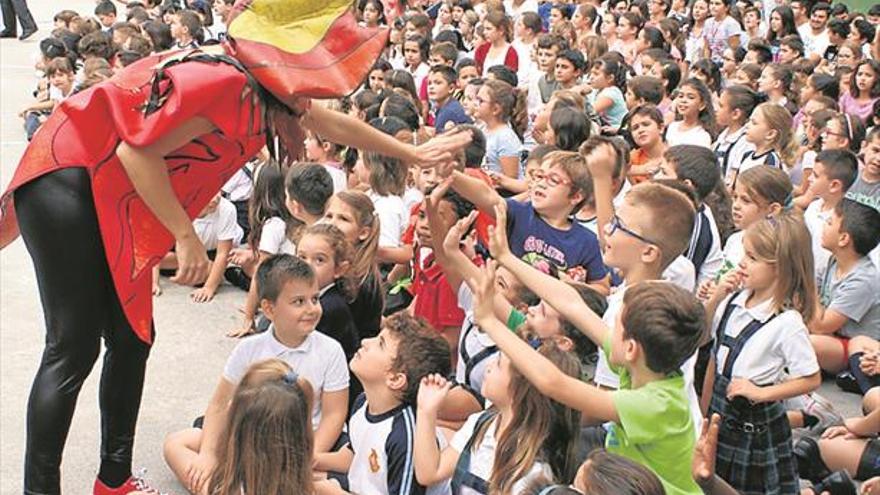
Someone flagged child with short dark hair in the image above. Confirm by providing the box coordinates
[553,49,585,90]
[94,1,117,30]
[164,255,349,493]
[314,313,452,495]
[803,149,859,284]
[656,145,727,288]
[810,195,880,391]
[428,65,472,133]
[170,9,201,49]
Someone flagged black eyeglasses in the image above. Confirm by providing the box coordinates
[607,214,659,245]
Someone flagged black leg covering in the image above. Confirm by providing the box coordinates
[16,168,152,494]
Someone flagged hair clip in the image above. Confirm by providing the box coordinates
[844,191,880,213]
[282,370,300,386]
[765,214,779,227]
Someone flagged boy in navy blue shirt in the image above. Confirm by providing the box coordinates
[446,149,610,295]
[428,65,472,134]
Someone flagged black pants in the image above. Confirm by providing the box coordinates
[0,0,36,33]
[16,168,152,495]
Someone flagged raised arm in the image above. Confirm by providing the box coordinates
[489,203,609,346]
[471,260,619,423]
[414,375,461,486]
[303,102,470,169]
[447,170,505,217]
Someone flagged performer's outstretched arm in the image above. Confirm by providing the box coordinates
[116,116,216,286]
[303,103,470,168]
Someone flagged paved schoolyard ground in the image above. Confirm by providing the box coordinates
[0,2,866,493]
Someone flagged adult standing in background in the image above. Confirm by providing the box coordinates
[0,0,37,40]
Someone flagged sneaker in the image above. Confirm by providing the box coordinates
[93,468,165,495]
[811,470,857,495]
[799,392,844,438]
[835,371,862,394]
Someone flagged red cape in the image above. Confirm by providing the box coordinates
[0,51,266,343]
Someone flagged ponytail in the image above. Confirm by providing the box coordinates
[333,191,380,284]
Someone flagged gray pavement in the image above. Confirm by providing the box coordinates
[0,2,867,494]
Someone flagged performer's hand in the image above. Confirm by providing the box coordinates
[186,453,216,494]
[412,128,472,169]
[171,234,210,286]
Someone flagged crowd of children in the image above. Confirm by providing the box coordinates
[16,0,880,493]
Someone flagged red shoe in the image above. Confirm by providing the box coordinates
[93,469,164,495]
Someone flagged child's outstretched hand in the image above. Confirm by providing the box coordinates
[417,373,453,415]
[425,177,453,245]
[442,211,478,255]
[488,202,513,262]
[693,413,721,486]
[471,259,498,325]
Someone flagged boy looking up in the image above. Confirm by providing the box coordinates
[314,313,452,495]
[164,255,349,493]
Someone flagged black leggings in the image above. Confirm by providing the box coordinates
[16,168,152,495]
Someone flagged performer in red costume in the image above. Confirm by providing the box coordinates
[0,1,467,493]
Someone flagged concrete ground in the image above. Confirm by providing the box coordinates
[0,2,867,494]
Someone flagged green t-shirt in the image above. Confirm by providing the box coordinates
[602,339,701,495]
[506,308,527,331]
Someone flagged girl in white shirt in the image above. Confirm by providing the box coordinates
[414,346,582,495]
[703,214,821,495]
[666,78,717,148]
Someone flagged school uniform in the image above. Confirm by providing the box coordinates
[735,149,782,184]
[347,394,449,495]
[713,126,754,178]
[708,291,819,495]
[449,410,553,494]
[455,285,498,406]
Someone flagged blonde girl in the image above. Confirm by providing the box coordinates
[208,359,315,495]
[414,344,582,494]
[476,79,525,179]
[738,103,797,183]
[703,214,820,495]
[322,191,383,339]
[698,165,792,301]
[304,130,347,193]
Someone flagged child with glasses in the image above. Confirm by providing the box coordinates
[443,147,611,295]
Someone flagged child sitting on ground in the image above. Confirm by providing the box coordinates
[803,149,859,284]
[20,57,76,141]
[470,246,705,494]
[811,194,880,393]
[151,193,242,301]
[446,149,610,294]
[163,255,349,494]
[313,313,452,495]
